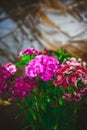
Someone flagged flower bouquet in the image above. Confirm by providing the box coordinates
[0,48,87,130]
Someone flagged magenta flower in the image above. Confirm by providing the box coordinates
[25,55,59,81]
[10,76,37,100]
[39,48,50,55]
[0,66,11,79]
[0,78,7,95]
[4,62,17,75]
[19,48,40,57]
[0,66,12,95]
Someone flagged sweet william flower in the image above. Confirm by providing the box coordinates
[0,66,11,79]
[25,55,59,81]
[19,48,40,57]
[62,93,73,102]
[4,62,17,75]
[53,65,70,88]
[54,63,87,101]
[66,57,81,66]
[53,72,64,86]
[69,66,87,87]
[0,78,7,95]
[10,76,37,100]
[0,66,12,95]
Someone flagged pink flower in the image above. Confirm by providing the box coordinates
[66,57,81,66]
[73,92,82,101]
[4,62,17,74]
[53,72,64,86]
[62,93,73,102]
[69,66,87,87]
[19,48,40,57]
[62,78,69,89]
[54,65,70,88]
[26,55,59,81]
[39,48,50,55]
[0,66,12,95]
[10,76,37,100]
[54,63,87,102]
[0,78,7,95]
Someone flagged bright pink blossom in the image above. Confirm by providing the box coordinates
[26,55,59,81]
[19,48,40,57]
[10,76,37,100]
[0,66,12,95]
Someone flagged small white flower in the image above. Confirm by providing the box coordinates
[82,61,86,67]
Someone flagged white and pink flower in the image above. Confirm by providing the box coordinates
[4,62,17,75]
[54,61,87,101]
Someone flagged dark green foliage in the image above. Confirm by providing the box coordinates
[16,80,78,130]
[54,49,73,63]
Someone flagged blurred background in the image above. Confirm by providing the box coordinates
[0,0,87,64]
[0,0,87,130]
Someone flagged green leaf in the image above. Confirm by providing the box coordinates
[47,97,51,103]
[22,125,30,130]
[15,108,24,119]
[29,109,36,121]
[68,85,76,94]
[16,61,27,66]
[59,98,64,105]
[21,55,31,62]
[54,49,73,63]
[16,54,35,66]
[18,118,28,129]
[17,103,24,109]
[77,80,84,87]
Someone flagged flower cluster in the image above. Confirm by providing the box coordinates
[19,48,40,57]
[0,48,87,130]
[53,58,87,101]
[26,55,59,81]
[10,76,37,100]
[0,66,12,95]
[0,48,87,102]
[19,48,50,57]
